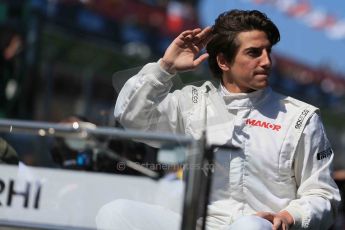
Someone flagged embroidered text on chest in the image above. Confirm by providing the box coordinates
[245,119,281,131]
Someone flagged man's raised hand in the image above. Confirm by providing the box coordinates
[160,26,213,74]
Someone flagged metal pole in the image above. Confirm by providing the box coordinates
[181,131,206,230]
[0,119,193,145]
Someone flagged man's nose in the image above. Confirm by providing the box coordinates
[260,50,271,68]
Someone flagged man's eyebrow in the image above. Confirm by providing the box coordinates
[243,46,261,52]
[243,45,271,51]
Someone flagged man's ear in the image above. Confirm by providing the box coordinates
[216,53,230,71]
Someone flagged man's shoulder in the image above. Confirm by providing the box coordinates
[270,89,318,111]
[267,90,320,130]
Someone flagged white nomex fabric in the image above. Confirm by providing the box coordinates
[114,61,340,229]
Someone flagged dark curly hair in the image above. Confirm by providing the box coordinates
[206,10,280,80]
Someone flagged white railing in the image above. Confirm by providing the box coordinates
[0,119,208,230]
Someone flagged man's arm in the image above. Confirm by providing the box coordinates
[256,113,340,230]
[283,113,340,229]
[114,27,213,138]
[114,61,181,134]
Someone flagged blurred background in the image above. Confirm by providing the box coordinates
[1,0,344,166]
[1,0,345,226]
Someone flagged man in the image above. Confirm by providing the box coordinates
[114,9,340,229]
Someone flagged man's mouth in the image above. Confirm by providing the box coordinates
[256,72,269,76]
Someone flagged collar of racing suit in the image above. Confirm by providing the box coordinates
[218,84,272,109]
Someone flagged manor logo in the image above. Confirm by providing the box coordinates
[245,119,281,131]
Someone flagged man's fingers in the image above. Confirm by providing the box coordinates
[196,27,214,48]
[192,28,202,35]
[181,28,202,39]
[272,218,282,230]
[193,53,209,67]
[195,26,212,40]
[180,30,195,37]
[272,217,289,230]
[256,212,291,230]
[181,27,213,45]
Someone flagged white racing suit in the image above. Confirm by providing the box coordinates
[114,61,340,229]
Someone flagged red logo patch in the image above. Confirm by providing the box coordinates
[246,119,281,131]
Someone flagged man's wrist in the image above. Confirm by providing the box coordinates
[159,58,176,75]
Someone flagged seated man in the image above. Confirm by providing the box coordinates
[112,9,340,229]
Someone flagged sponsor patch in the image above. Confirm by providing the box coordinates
[317,148,333,160]
[192,87,198,104]
[295,109,310,129]
[245,119,281,131]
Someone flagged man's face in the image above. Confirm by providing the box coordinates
[222,30,272,93]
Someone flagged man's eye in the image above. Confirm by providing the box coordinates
[248,49,261,57]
